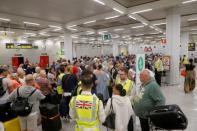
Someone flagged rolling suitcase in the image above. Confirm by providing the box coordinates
[149,104,188,130]
[40,103,62,131]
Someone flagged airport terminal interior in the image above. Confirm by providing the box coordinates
[0,0,197,131]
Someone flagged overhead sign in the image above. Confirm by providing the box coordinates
[136,54,145,86]
[144,47,152,52]
[188,43,195,51]
[160,39,166,44]
[6,43,38,49]
[102,34,111,41]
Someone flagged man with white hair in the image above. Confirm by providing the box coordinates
[133,69,165,131]
[33,66,41,80]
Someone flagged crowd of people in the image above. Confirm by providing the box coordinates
[0,53,195,131]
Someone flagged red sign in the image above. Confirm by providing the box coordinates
[160,39,166,44]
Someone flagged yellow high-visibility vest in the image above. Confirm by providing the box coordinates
[70,95,100,131]
[116,78,133,96]
[154,59,163,72]
[57,73,64,95]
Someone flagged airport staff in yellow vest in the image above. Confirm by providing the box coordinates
[115,67,133,97]
[69,73,106,131]
[154,56,163,86]
[57,65,66,97]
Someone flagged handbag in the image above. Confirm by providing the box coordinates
[103,98,115,130]
[181,69,186,77]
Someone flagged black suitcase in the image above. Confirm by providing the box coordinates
[40,103,62,131]
[149,104,188,130]
[39,103,59,117]
[41,115,62,131]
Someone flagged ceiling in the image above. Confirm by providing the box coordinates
[114,0,159,8]
[0,0,197,44]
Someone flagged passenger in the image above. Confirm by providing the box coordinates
[62,65,78,120]
[57,64,66,99]
[7,74,45,131]
[86,65,98,94]
[47,67,56,88]
[0,68,13,122]
[36,70,52,103]
[133,69,165,131]
[10,73,22,91]
[154,56,163,86]
[105,84,133,131]
[33,66,41,80]
[184,59,196,93]
[94,64,110,102]
[115,67,134,98]
[17,67,26,85]
[69,74,106,131]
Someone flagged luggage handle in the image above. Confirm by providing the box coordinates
[41,114,60,120]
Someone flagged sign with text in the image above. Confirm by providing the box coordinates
[136,54,145,86]
[6,43,38,49]
[102,34,111,41]
[188,43,195,51]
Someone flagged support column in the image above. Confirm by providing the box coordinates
[166,7,181,85]
[64,29,73,60]
[128,42,133,55]
[113,44,118,57]
[181,32,189,57]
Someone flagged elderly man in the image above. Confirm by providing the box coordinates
[133,69,165,131]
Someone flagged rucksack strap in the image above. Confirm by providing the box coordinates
[17,88,20,97]
[28,89,36,98]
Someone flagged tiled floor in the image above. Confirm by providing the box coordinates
[39,83,197,131]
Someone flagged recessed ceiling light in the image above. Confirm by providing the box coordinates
[113,8,124,14]
[142,22,148,26]
[153,23,166,26]
[0,18,11,21]
[132,9,153,14]
[105,15,119,20]
[128,15,136,20]
[93,0,105,5]
[114,28,124,31]
[23,21,40,26]
[71,35,78,38]
[182,0,197,4]
[83,20,96,24]
[68,25,77,28]
[0,31,15,34]
[132,25,144,29]
[188,18,197,21]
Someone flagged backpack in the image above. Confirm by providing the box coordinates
[0,77,6,97]
[11,88,36,117]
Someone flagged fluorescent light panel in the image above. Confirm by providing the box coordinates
[0,31,14,33]
[105,15,119,20]
[68,25,77,28]
[0,18,10,21]
[114,28,124,31]
[142,22,148,26]
[132,25,144,29]
[68,28,78,31]
[188,18,197,21]
[132,9,152,14]
[153,23,166,26]
[93,0,105,5]
[83,20,96,24]
[128,15,136,20]
[182,0,197,4]
[49,25,61,28]
[23,21,40,26]
[113,8,124,14]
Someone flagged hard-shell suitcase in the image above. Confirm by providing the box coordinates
[149,104,188,130]
[3,117,21,131]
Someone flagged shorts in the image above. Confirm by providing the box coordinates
[19,112,38,131]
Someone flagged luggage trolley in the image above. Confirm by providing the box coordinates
[148,104,188,131]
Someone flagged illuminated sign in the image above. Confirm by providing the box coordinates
[6,43,38,49]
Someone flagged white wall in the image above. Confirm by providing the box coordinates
[0,38,60,65]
